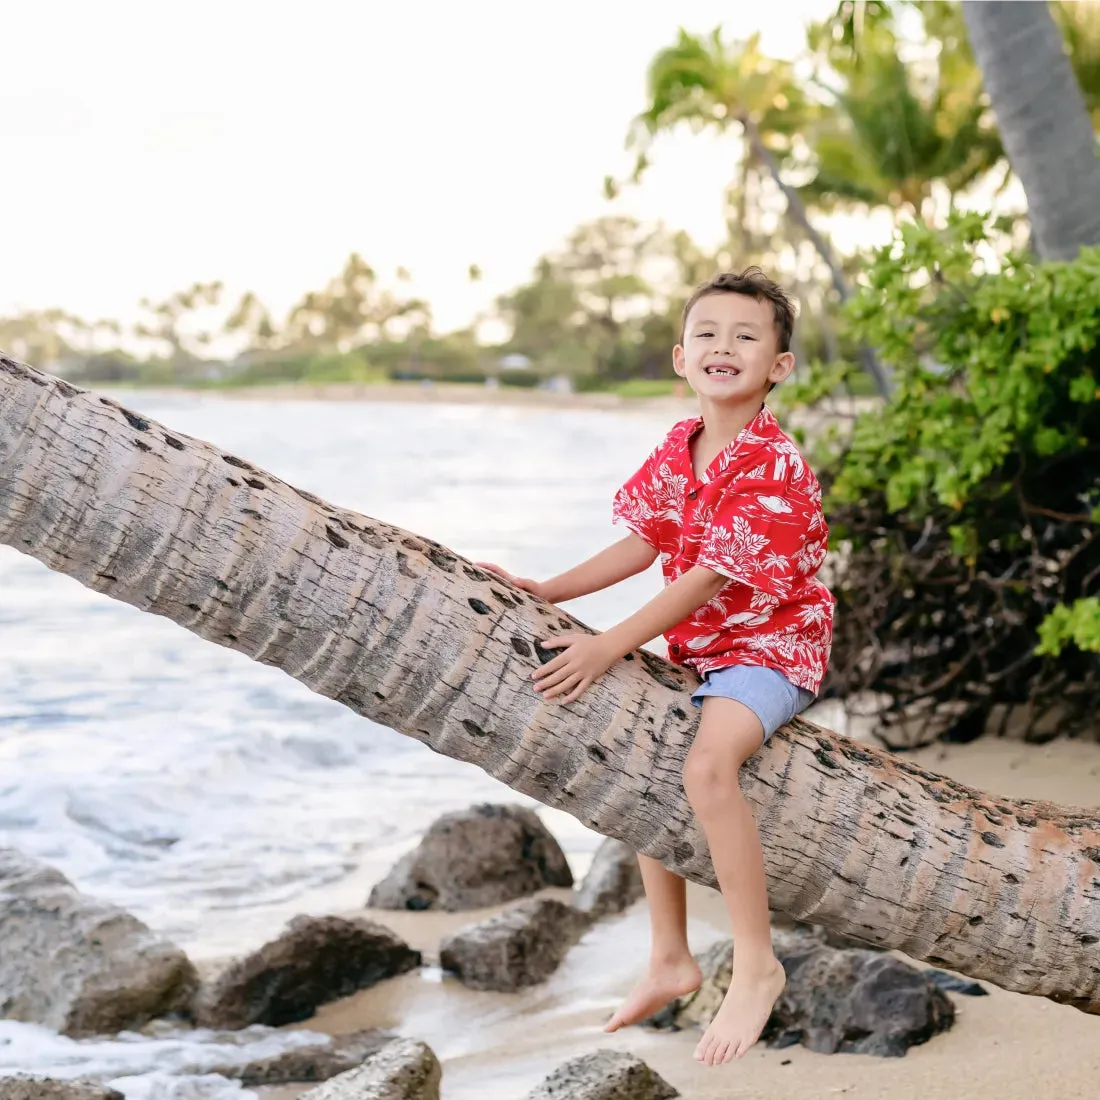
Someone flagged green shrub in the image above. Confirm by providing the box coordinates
[816,213,1100,745]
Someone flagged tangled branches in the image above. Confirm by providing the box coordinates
[823,470,1100,750]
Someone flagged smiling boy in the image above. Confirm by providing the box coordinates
[481,269,834,1066]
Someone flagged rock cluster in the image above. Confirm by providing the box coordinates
[0,847,197,1037]
[297,1039,441,1100]
[573,838,644,919]
[440,897,593,991]
[523,1050,678,1100]
[194,914,421,1028]
[368,803,573,911]
[648,925,956,1057]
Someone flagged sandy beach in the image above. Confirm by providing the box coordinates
[109,381,690,413]
[228,734,1100,1100]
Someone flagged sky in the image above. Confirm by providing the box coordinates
[2,0,835,337]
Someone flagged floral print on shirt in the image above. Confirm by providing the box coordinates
[612,405,834,694]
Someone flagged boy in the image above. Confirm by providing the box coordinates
[480,269,833,1067]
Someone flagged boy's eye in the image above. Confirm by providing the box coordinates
[737,333,755,341]
[697,331,714,338]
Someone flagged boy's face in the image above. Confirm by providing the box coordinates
[673,292,794,403]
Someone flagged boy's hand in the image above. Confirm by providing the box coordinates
[533,632,621,704]
[475,561,547,600]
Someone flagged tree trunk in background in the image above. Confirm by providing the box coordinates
[963,0,1100,260]
[1,356,1098,1013]
[739,114,892,398]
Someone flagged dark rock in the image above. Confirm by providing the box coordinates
[0,847,197,1036]
[298,1038,440,1100]
[439,897,592,991]
[0,1081,123,1100]
[210,1028,397,1084]
[523,1049,678,1099]
[574,839,643,919]
[194,915,421,1029]
[652,927,954,1056]
[367,804,572,912]
[923,968,989,997]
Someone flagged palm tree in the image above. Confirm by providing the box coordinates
[633,32,844,295]
[2,357,1099,1014]
[631,29,892,397]
[801,5,1003,225]
[962,0,1100,261]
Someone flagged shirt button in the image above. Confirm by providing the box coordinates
[671,644,681,654]
[687,489,698,500]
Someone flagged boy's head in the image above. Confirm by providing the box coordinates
[674,268,797,401]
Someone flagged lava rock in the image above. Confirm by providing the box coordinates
[298,1038,441,1100]
[194,915,421,1029]
[210,1028,397,1084]
[439,897,592,992]
[523,1050,678,1100]
[574,839,643,920]
[0,847,197,1036]
[0,1081,124,1100]
[923,968,989,997]
[653,927,954,1056]
[367,803,572,911]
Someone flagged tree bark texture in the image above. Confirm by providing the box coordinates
[963,0,1100,261]
[1,355,1098,1013]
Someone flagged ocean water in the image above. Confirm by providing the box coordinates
[0,392,689,1093]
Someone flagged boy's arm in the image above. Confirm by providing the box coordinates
[478,533,658,603]
[533,565,728,703]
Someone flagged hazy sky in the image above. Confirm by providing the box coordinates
[3,0,833,335]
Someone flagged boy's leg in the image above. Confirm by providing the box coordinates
[682,696,784,1066]
[603,854,702,1032]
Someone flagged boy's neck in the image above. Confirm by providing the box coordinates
[697,394,767,446]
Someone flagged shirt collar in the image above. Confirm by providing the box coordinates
[687,403,779,458]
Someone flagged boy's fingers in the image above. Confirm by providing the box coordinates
[537,636,574,650]
[532,654,568,680]
[563,679,591,704]
[536,666,576,692]
[543,673,582,700]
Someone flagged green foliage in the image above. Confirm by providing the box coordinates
[1036,598,1100,656]
[819,215,1100,742]
[831,213,1100,515]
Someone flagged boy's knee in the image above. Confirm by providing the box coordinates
[682,746,740,810]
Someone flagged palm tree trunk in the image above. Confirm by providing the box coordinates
[739,114,892,398]
[2,355,1098,1014]
[962,0,1100,261]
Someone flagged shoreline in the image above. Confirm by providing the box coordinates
[104,381,880,430]
[103,380,700,414]
[250,736,1100,1100]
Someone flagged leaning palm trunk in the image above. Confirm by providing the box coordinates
[739,114,892,398]
[962,1,1100,261]
[1,355,1098,1013]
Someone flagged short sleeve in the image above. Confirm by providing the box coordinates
[612,445,663,549]
[695,479,826,599]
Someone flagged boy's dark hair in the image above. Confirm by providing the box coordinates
[679,268,796,352]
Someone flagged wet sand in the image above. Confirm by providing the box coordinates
[240,735,1100,1100]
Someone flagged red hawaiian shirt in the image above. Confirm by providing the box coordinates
[612,404,834,694]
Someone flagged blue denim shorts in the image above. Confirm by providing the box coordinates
[691,663,815,741]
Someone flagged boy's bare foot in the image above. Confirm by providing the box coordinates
[604,956,703,1032]
[694,956,786,1066]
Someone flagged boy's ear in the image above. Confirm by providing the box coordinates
[769,351,795,385]
[673,344,687,377]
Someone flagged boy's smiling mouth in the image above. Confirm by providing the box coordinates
[704,365,740,376]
